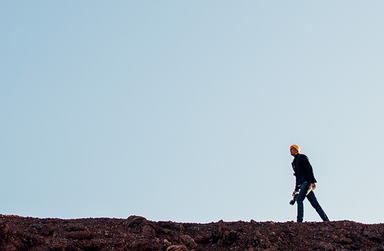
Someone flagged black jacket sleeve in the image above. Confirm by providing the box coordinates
[301,154,316,184]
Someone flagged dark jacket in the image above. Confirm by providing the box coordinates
[292,154,317,192]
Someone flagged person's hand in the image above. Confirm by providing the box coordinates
[292,191,299,196]
[311,183,316,190]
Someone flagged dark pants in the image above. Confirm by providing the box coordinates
[297,181,329,222]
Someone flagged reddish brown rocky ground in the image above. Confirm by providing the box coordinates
[1,214,384,250]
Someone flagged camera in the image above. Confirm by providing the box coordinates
[289,185,314,205]
[289,193,298,205]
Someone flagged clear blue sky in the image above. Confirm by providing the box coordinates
[1,1,384,223]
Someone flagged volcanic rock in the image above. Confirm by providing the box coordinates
[1,214,384,250]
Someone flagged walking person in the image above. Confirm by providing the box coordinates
[290,144,329,222]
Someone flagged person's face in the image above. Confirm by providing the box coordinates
[290,147,299,156]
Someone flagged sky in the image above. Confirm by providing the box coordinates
[1,1,384,224]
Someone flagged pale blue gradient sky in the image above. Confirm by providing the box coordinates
[1,1,384,223]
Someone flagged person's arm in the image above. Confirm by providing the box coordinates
[302,155,317,184]
[294,182,299,193]
[293,170,299,193]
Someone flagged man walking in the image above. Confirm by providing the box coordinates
[290,144,329,222]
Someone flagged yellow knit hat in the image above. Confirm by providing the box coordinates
[290,144,300,152]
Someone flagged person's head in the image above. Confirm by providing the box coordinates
[290,144,300,156]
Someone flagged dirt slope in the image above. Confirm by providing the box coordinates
[1,214,384,250]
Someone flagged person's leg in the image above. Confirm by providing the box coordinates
[296,182,310,222]
[307,191,329,221]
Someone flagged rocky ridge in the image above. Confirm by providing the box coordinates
[1,214,384,250]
